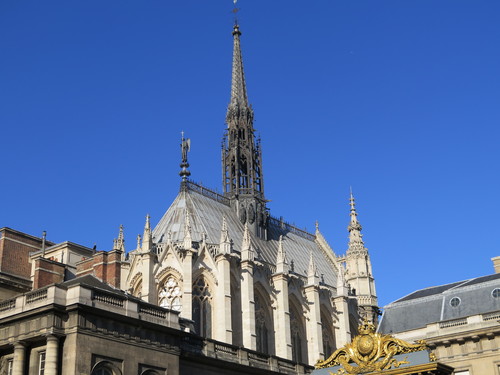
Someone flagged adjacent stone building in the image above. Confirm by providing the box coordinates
[378,257,500,375]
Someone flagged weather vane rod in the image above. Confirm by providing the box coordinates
[232,0,240,25]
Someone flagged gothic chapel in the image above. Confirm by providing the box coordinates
[122,23,378,366]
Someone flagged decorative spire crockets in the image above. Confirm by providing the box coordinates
[222,23,265,201]
[347,189,365,253]
[142,214,152,252]
[226,24,252,123]
[113,224,125,252]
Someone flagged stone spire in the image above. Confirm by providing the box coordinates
[142,214,152,252]
[219,216,231,255]
[344,190,379,323]
[113,225,125,252]
[226,24,251,122]
[275,235,288,274]
[347,189,365,253]
[222,23,267,239]
[307,251,319,285]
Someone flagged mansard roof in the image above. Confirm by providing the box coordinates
[152,181,339,287]
[378,272,500,334]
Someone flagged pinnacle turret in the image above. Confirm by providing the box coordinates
[307,251,319,285]
[113,225,125,252]
[142,214,152,252]
[241,222,254,261]
[219,216,231,255]
[347,189,365,252]
[275,235,288,274]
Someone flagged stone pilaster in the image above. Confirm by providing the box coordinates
[214,253,232,343]
[45,335,59,375]
[240,259,256,349]
[140,252,157,304]
[272,273,292,359]
[12,342,26,375]
[304,284,323,363]
[334,295,351,348]
[182,249,193,320]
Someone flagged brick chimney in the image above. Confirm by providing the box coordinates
[492,256,500,274]
[32,257,65,289]
[76,249,122,288]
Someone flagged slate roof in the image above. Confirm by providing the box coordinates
[378,272,500,334]
[152,183,339,287]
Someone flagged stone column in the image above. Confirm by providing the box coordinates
[304,285,323,363]
[12,342,26,375]
[182,249,193,320]
[334,295,351,347]
[240,259,256,350]
[214,254,232,343]
[45,334,59,375]
[140,252,157,304]
[272,273,292,359]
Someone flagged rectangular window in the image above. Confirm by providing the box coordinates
[38,351,46,375]
[7,359,13,375]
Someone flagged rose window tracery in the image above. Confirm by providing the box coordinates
[158,277,182,312]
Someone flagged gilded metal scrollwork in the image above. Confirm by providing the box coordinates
[316,320,431,374]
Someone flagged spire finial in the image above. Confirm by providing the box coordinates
[220,215,230,245]
[226,19,251,122]
[347,190,364,251]
[142,214,152,252]
[232,0,240,26]
[136,234,142,250]
[308,250,319,285]
[179,131,191,181]
[276,235,288,274]
[113,225,125,252]
[241,222,254,261]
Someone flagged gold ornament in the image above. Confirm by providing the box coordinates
[316,320,432,374]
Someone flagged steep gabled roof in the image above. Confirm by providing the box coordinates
[152,182,339,287]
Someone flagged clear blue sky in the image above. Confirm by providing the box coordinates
[1,1,499,308]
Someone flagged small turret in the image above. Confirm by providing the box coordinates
[142,214,153,252]
[219,216,231,255]
[113,225,125,252]
[344,189,378,323]
[307,251,319,285]
[241,222,254,261]
[275,235,288,274]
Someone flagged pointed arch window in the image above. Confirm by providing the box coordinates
[192,276,212,337]
[321,310,336,359]
[255,294,270,354]
[158,277,182,312]
[290,309,303,363]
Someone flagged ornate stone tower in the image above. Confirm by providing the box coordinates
[344,191,378,323]
[222,24,267,239]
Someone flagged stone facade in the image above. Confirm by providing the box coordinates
[0,22,379,374]
[0,277,311,375]
[379,258,500,375]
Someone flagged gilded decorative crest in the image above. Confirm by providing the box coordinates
[316,320,430,374]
